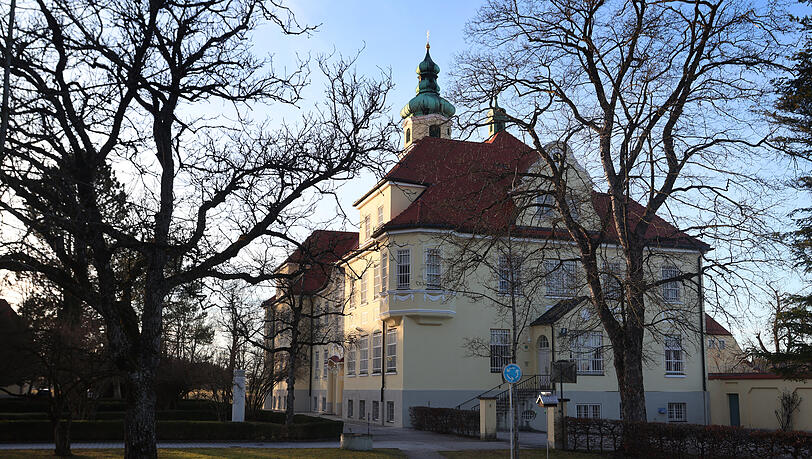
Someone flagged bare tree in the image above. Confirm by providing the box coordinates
[0,1,396,456]
[451,0,790,424]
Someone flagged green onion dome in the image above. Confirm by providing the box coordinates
[400,44,456,119]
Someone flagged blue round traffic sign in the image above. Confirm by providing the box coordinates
[502,363,522,383]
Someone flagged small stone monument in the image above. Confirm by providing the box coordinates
[231,369,246,422]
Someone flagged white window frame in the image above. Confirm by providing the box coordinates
[668,402,687,422]
[535,194,554,221]
[323,349,328,380]
[373,263,381,299]
[571,331,603,375]
[372,400,380,421]
[396,249,410,290]
[348,399,354,418]
[386,400,395,423]
[380,252,388,294]
[662,265,681,303]
[314,348,320,380]
[372,331,382,374]
[545,260,578,297]
[576,403,601,419]
[364,214,371,240]
[490,328,511,373]
[602,262,622,300]
[386,328,397,373]
[377,205,384,228]
[360,272,368,304]
[346,345,356,376]
[425,247,442,290]
[359,335,369,375]
[359,400,366,419]
[665,335,684,375]
[498,254,523,295]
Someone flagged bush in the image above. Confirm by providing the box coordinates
[566,417,812,458]
[409,406,478,437]
[0,417,343,442]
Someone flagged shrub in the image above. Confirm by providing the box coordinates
[566,417,812,458]
[0,418,343,442]
[409,406,478,437]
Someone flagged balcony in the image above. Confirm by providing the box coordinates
[378,289,456,323]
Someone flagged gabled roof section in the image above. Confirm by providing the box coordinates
[530,296,590,326]
[0,298,17,320]
[373,131,710,252]
[705,313,733,336]
[282,230,358,295]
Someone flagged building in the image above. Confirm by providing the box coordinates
[266,44,711,429]
[704,313,752,373]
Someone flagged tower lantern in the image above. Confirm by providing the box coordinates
[400,42,456,149]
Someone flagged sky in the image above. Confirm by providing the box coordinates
[2,0,810,346]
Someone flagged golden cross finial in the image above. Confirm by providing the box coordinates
[426,30,430,49]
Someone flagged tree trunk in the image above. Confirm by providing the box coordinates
[284,348,298,426]
[53,419,71,457]
[124,369,158,459]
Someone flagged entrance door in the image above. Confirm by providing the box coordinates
[537,335,551,374]
[727,393,740,426]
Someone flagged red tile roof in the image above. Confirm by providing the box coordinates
[281,230,358,295]
[705,313,733,336]
[374,131,709,251]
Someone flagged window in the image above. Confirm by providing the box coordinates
[429,124,440,137]
[535,194,554,220]
[707,338,715,349]
[545,260,577,297]
[322,396,326,411]
[359,400,366,419]
[364,215,371,240]
[566,197,580,221]
[576,404,601,419]
[665,335,684,374]
[346,345,356,376]
[571,331,603,375]
[381,252,388,294]
[719,339,726,350]
[668,402,687,422]
[372,400,380,420]
[386,401,395,423]
[359,335,369,375]
[386,328,397,373]
[396,249,410,289]
[373,263,381,299]
[662,265,681,303]
[425,248,441,289]
[313,397,317,411]
[350,277,358,307]
[348,399,354,418]
[323,349,329,380]
[377,205,384,228]
[405,128,411,143]
[360,272,368,304]
[498,254,522,295]
[602,262,622,300]
[314,348,320,380]
[372,331,382,374]
[490,329,511,373]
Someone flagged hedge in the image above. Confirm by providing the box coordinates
[409,406,478,437]
[0,418,343,443]
[0,410,219,421]
[0,398,217,414]
[566,417,812,458]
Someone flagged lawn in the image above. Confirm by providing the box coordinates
[0,448,406,459]
[440,450,606,459]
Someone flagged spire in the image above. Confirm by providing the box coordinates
[487,95,508,137]
[400,43,455,119]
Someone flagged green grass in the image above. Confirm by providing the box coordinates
[440,450,606,459]
[0,448,406,459]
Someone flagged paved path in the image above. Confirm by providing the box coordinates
[0,414,548,457]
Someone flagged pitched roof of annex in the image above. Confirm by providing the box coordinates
[372,131,710,252]
[276,230,358,296]
[705,313,733,336]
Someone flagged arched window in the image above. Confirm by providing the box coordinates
[429,124,440,137]
[405,128,411,143]
[538,335,550,349]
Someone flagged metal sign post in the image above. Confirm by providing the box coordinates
[536,392,558,459]
[502,364,522,459]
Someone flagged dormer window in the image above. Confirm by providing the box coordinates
[429,125,440,138]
